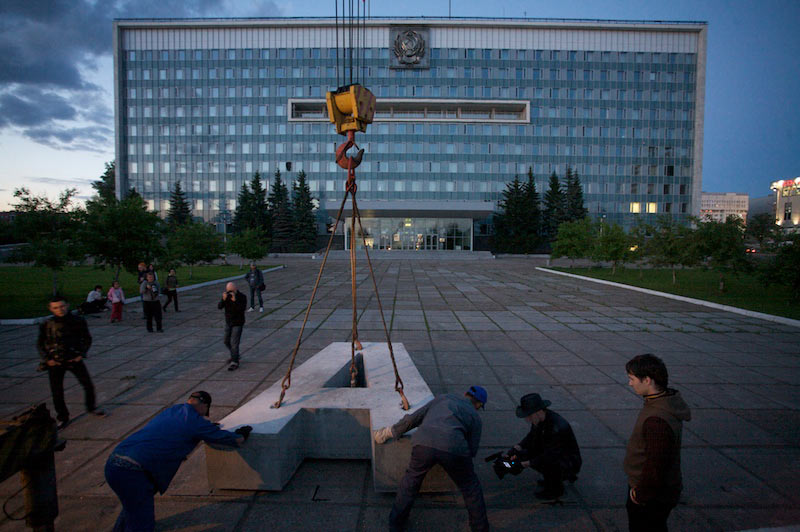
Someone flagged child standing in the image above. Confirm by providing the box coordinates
[108,280,126,323]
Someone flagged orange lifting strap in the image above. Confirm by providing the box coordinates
[272,83,409,412]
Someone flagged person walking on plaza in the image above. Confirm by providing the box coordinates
[374,386,490,532]
[137,262,148,319]
[37,295,106,430]
[163,268,180,312]
[104,391,252,532]
[244,263,264,312]
[624,354,691,532]
[218,281,247,371]
[504,393,582,500]
[140,271,163,332]
[108,280,126,323]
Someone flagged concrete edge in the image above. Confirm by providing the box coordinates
[535,267,800,329]
[0,265,286,326]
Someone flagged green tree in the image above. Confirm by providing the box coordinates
[564,166,588,222]
[232,182,253,234]
[542,172,566,242]
[11,188,84,295]
[90,161,117,207]
[167,181,192,227]
[760,234,800,300]
[82,192,165,280]
[250,172,270,235]
[268,169,293,253]
[227,228,271,269]
[551,217,594,267]
[592,221,630,274]
[696,216,749,274]
[648,216,698,284]
[628,216,650,278]
[167,222,223,278]
[492,176,528,253]
[523,167,542,251]
[746,212,780,250]
[291,171,318,252]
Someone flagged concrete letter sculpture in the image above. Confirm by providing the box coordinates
[205,342,454,492]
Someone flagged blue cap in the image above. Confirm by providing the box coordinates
[466,385,488,408]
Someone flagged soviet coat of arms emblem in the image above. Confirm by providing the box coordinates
[393,30,426,65]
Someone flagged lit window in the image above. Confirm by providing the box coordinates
[629,202,641,213]
[647,202,657,213]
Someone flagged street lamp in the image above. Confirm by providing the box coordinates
[216,209,232,263]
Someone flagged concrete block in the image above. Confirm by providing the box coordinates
[206,342,454,492]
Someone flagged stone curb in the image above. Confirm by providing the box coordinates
[536,267,800,329]
[0,265,285,326]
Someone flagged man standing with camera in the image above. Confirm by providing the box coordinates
[503,393,582,500]
[217,281,247,371]
[140,271,163,333]
[374,385,490,532]
[37,295,106,430]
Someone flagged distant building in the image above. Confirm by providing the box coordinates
[770,177,800,232]
[700,192,748,223]
[748,194,775,218]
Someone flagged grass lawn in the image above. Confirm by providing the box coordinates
[551,267,799,321]
[0,264,277,319]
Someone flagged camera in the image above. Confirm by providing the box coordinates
[485,452,524,479]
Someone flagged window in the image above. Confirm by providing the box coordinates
[629,202,641,213]
[647,202,657,213]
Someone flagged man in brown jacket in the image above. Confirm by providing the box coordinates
[624,354,691,532]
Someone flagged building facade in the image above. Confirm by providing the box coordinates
[700,192,748,223]
[770,177,800,232]
[113,17,707,250]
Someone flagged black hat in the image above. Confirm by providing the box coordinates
[190,391,212,406]
[515,393,551,418]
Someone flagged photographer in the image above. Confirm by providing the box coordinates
[37,295,106,430]
[217,281,247,371]
[105,391,252,531]
[140,271,163,332]
[503,393,581,500]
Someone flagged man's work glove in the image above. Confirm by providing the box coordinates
[235,426,253,441]
[373,426,394,444]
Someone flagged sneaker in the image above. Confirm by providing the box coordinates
[56,419,70,430]
[89,409,107,418]
[247,307,255,312]
[259,307,264,312]
[228,362,239,371]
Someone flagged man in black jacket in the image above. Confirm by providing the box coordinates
[217,282,247,371]
[505,393,582,500]
[37,295,106,429]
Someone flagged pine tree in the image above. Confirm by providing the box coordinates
[268,169,293,252]
[492,176,527,253]
[167,181,192,226]
[249,172,271,235]
[291,171,318,252]
[564,166,588,222]
[542,172,567,242]
[232,182,253,234]
[523,167,542,251]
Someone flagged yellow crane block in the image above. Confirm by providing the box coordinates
[326,84,376,135]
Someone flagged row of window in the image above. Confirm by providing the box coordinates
[127,48,696,64]
[126,66,694,83]
[128,158,690,179]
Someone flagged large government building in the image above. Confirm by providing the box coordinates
[113,17,707,250]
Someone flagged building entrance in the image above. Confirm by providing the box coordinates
[345,217,472,251]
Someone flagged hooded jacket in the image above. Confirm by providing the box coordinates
[624,389,691,505]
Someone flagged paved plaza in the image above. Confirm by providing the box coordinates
[1,257,798,531]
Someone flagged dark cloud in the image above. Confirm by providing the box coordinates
[0,0,282,151]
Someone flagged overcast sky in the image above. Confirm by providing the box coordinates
[0,0,798,209]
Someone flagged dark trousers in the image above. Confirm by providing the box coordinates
[47,360,96,422]
[142,301,162,331]
[390,445,489,532]
[105,460,156,532]
[626,488,674,532]
[249,286,263,308]
[80,298,107,314]
[163,289,179,311]
[224,323,243,362]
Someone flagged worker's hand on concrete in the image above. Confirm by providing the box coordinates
[235,425,253,441]
[373,426,394,444]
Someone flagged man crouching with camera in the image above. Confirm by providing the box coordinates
[497,393,582,500]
